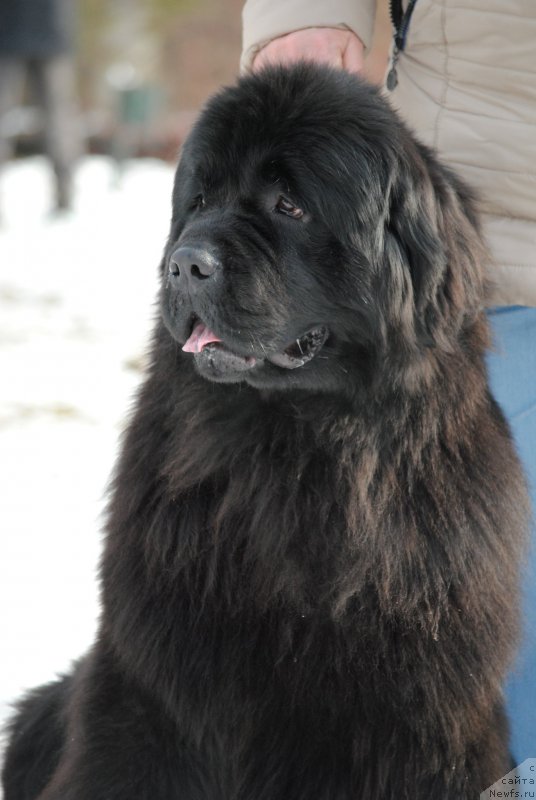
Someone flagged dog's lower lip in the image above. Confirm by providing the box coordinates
[268,326,329,369]
[203,342,257,366]
[194,342,258,374]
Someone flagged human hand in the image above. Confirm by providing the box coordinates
[252,27,365,74]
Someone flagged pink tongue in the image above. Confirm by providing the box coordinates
[182,321,222,353]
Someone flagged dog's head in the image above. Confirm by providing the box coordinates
[161,64,486,394]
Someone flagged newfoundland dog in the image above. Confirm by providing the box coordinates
[2,64,528,799]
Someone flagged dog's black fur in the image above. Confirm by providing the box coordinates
[2,65,528,799]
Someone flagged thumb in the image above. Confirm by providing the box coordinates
[342,36,365,74]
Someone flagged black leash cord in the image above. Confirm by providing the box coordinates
[386,0,419,91]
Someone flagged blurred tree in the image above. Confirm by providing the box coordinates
[77,0,111,108]
[72,0,243,157]
[145,0,197,25]
[77,0,199,108]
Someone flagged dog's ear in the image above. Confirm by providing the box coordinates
[384,143,486,349]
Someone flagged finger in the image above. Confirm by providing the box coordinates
[342,37,365,74]
[253,43,302,70]
[252,48,273,70]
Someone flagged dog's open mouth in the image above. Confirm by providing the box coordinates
[267,327,329,369]
[182,319,329,371]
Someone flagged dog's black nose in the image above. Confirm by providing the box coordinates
[169,246,219,290]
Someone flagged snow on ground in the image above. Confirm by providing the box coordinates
[0,156,175,738]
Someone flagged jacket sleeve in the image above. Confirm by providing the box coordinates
[241,0,377,72]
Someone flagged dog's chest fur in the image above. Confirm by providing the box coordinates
[99,338,524,775]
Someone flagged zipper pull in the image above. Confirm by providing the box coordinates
[386,46,399,91]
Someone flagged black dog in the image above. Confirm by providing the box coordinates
[3,64,528,799]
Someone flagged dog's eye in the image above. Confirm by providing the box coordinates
[276,196,303,220]
[191,194,205,210]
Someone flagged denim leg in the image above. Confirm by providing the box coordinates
[486,306,536,761]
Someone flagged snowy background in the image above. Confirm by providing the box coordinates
[0,156,175,741]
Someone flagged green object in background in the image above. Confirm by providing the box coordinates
[118,86,162,125]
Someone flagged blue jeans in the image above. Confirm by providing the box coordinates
[487,306,536,761]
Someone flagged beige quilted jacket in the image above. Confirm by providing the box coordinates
[242,0,536,306]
